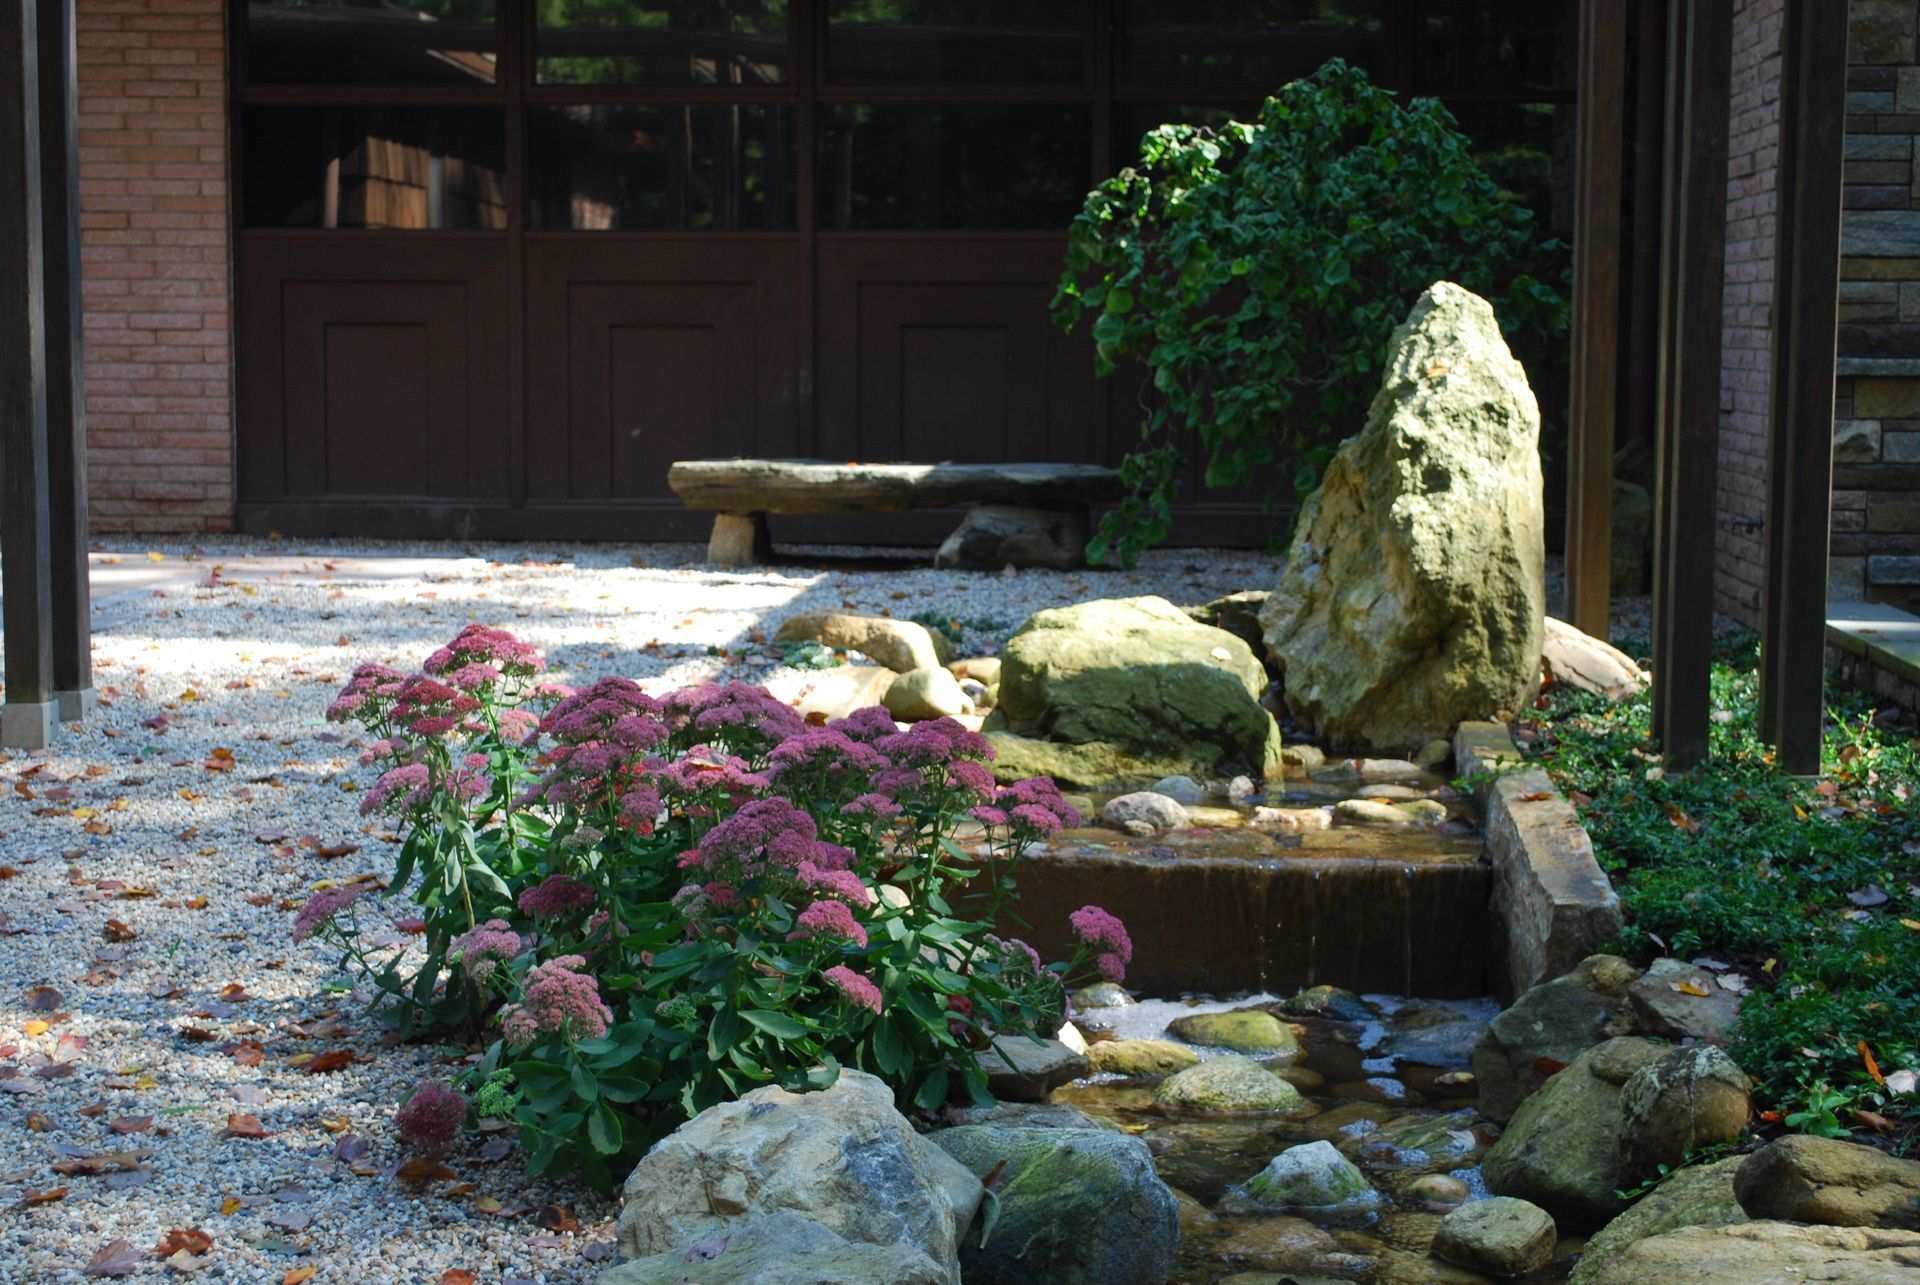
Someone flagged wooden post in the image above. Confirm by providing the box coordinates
[1649,0,1732,770]
[1757,0,1846,775]
[1566,0,1629,639]
[38,0,93,723]
[0,0,58,750]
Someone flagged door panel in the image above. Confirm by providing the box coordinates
[523,238,801,505]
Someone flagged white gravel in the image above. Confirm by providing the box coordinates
[0,536,1281,1283]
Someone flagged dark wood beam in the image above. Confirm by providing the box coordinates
[1757,0,1846,774]
[1649,0,1732,769]
[0,0,57,749]
[37,0,93,722]
[1567,0,1629,638]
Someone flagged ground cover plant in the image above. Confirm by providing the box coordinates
[300,624,1122,1187]
[1053,58,1568,566]
[1526,632,1920,1154]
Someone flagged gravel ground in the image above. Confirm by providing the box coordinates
[0,536,1283,1284]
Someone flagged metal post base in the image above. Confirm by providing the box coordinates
[1,699,58,749]
[55,686,96,722]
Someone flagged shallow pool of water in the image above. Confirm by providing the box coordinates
[1052,990,1583,1283]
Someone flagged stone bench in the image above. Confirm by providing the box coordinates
[666,458,1125,569]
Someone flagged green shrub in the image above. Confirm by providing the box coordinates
[304,625,1123,1188]
[1053,59,1568,566]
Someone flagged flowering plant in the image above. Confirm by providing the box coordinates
[308,625,1122,1187]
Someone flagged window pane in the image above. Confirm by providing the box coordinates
[241,107,507,229]
[246,0,496,85]
[1120,0,1383,86]
[819,104,1090,229]
[528,104,796,229]
[1444,100,1575,236]
[535,0,788,86]
[1414,1,1575,95]
[826,1,1082,84]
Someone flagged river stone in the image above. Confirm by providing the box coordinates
[1481,1036,1668,1229]
[949,656,1001,685]
[1157,1056,1304,1114]
[615,1069,981,1283]
[976,1037,1089,1103]
[1260,282,1546,750]
[934,504,1087,571]
[1101,791,1191,832]
[1576,1221,1920,1283]
[1167,1010,1298,1054]
[1334,798,1422,827]
[1431,1196,1556,1276]
[1088,1039,1200,1078]
[1415,738,1453,770]
[1206,1214,1347,1274]
[1279,985,1378,1024]
[1385,1013,1486,1070]
[1187,590,1272,658]
[997,596,1283,780]
[1358,1110,1482,1170]
[1734,1134,1920,1230]
[1245,1140,1383,1220]
[1251,805,1333,832]
[1473,953,1643,1124]
[1570,1156,1748,1284]
[775,611,950,673]
[883,667,972,720]
[1151,774,1207,803]
[939,1100,1113,1131]
[598,1210,948,1285]
[1542,616,1650,698]
[1618,1045,1752,1174]
[1072,982,1135,1009]
[1626,957,1743,1044]
[931,1126,1178,1285]
[1403,1174,1473,1213]
[1280,743,1327,770]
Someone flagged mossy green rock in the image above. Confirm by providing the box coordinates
[1088,1039,1201,1078]
[1280,985,1378,1024]
[1157,1056,1304,1114]
[1167,1010,1299,1054]
[931,1126,1179,1285]
[1571,1156,1748,1284]
[995,596,1283,784]
[598,1211,947,1284]
[1481,1036,1668,1229]
[984,730,1219,789]
[1246,1140,1381,1218]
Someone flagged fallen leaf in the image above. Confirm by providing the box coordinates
[153,1229,213,1257]
[395,1156,456,1184]
[1848,884,1890,908]
[282,1270,317,1285]
[12,1186,68,1209]
[109,1115,154,1134]
[219,1196,243,1216]
[102,919,137,943]
[84,1239,143,1277]
[1885,1069,1918,1095]
[224,1113,269,1139]
[303,1049,357,1074]
[1854,1108,1894,1134]
[534,1204,578,1234]
[441,1272,477,1285]
[1860,1040,1885,1085]
[1670,980,1711,997]
[25,985,64,1012]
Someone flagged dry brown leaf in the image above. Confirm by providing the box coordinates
[224,1113,269,1139]
[441,1271,477,1285]
[395,1156,456,1184]
[153,1229,213,1257]
[12,1186,68,1209]
[83,1239,143,1277]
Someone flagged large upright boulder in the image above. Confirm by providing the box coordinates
[1261,282,1546,750]
[615,1070,982,1284]
[991,596,1282,786]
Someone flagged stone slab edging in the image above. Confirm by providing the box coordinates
[1455,721,1624,1003]
[1827,600,1920,714]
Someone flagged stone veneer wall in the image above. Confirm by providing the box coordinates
[1835,0,1920,608]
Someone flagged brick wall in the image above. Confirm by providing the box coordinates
[1716,0,1786,627]
[1834,0,1920,608]
[75,0,233,533]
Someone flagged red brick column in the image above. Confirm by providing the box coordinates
[1716,0,1786,627]
[75,0,233,533]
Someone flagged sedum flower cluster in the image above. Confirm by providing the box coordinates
[305,623,1118,1185]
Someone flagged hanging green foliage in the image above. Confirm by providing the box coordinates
[1053,60,1569,567]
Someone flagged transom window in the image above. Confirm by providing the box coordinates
[233,0,1575,233]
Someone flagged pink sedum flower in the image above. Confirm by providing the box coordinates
[517,873,596,919]
[822,965,883,1015]
[453,918,522,983]
[1069,905,1132,982]
[789,899,869,948]
[394,1079,467,1155]
[291,885,363,942]
[498,954,612,1047]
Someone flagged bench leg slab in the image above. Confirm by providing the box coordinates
[708,512,771,566]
